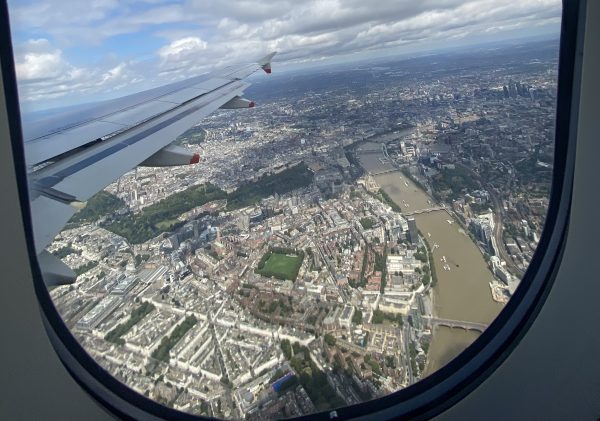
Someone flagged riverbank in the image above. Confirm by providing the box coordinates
[355,143,503,375]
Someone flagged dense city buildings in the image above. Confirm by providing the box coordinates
[48,38,557,419]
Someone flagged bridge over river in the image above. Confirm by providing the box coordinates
[402,206,447,217]
[423,316,489,333]
[371,168,403,176]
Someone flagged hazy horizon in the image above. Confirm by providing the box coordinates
[8,0,561,111]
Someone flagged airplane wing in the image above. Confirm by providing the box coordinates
[25,52,276,286]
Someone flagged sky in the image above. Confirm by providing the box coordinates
[7,0,562,111]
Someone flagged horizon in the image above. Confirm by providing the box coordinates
[21,34,559,118]
[8,0,561,112]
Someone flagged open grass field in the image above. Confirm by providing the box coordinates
[259,252,303,281]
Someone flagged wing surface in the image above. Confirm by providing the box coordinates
[26,52,276,284]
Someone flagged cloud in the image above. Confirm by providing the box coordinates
[14,39,68,81]
[158,36,208,65]
[10,0,119,28]
[153,0,561,69]
[9,0,562,109]
[14,38,144,109]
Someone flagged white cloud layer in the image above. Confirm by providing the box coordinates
[8,0,561,110]
[14,38,143,105]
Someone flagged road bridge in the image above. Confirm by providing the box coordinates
[402,206,446,216]
[370,168,403,176]
[423,316,488,333]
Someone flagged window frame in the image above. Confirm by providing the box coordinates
[0,0,584,419]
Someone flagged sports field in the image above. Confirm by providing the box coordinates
[258,252,303,281]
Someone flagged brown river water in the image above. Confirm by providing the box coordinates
[356,143,503,374]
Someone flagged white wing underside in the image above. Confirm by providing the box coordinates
[26,53,276,285]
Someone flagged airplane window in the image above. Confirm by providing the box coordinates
[7,0,567,419]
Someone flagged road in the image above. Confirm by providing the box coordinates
[402,324,414,384]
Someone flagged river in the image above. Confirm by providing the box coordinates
[356,142,503,375]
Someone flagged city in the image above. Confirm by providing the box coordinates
[47,38,557,419]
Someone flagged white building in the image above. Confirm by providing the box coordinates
[490,256,513,284]
[387,254,420,276]
[338,304,355,329]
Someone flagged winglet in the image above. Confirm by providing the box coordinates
[258,52,276,74]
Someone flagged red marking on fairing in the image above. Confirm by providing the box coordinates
[249,101,255,108]
[190,153,201,164]
[264,68,272,74]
